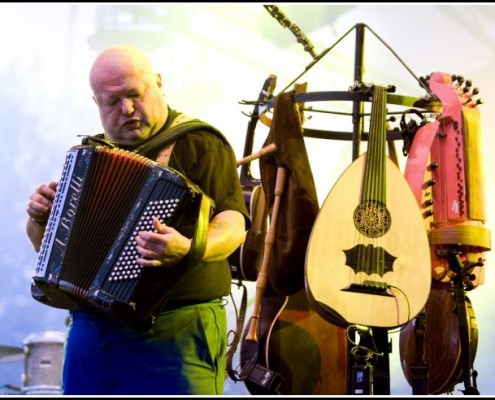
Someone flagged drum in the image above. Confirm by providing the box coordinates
[21,331,66,395]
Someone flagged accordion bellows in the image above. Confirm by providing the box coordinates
[32,145,213,330]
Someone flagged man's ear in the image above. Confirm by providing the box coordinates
[156,72,163,88]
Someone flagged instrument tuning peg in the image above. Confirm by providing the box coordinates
[424,210,434,217]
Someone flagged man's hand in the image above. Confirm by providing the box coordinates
[135,217,192,267]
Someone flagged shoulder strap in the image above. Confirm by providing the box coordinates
[81,115,229,160]
[136,119,224,159]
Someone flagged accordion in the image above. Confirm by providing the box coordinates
[31,145,214,330]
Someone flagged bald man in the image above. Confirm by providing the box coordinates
[26,45,250,395]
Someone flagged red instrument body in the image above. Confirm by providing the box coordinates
[404,71,491,286]
[401,71,490,394]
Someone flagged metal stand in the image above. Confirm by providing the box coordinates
[347,325,390,395]
[446,248,480,395]
[347,23,389,396]
[408,308,430,395]
[252,12,441,395]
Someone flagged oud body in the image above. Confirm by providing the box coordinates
[305,85,431,329]
[306,154,431,328]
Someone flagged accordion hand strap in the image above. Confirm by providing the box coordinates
[182,192,213,267]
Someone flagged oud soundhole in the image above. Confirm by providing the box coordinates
[353,200,391,238]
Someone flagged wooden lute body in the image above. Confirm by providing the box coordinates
[305,85,431,328]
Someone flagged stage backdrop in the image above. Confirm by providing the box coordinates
[0,3,494,395]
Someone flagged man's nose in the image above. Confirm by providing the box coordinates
[121,98,134,115]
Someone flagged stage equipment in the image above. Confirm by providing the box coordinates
[21,331,66,395]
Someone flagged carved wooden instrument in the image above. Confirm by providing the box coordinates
[403,71,491,287]
[400,72,489,394]
[399,282,478,394]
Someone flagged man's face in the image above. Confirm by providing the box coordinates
[93,70,166,146]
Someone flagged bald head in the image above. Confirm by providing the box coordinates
[89,45,169,146]
[89,45,155,92]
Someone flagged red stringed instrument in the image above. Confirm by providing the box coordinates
[403,72,491,287]
[305,84,432,329]
[400,72,490,394]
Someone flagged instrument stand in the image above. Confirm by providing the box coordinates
[348,326,389,395]
[256,14,440,396]
[408,308,430,395]
[347,24,392,396]
[446,248,480,395]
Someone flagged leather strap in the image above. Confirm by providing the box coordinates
[181,191,213,268]
[226,282,248,381]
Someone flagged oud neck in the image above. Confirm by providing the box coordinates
[362,85,388,204]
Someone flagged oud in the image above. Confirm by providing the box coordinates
[305,84,431,329]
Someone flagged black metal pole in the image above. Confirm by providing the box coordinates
[352,23,365,160]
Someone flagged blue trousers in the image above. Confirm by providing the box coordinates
[62,299,227,395]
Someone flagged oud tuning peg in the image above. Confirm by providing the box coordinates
[472,87,480,95]
[387,84,396,93]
